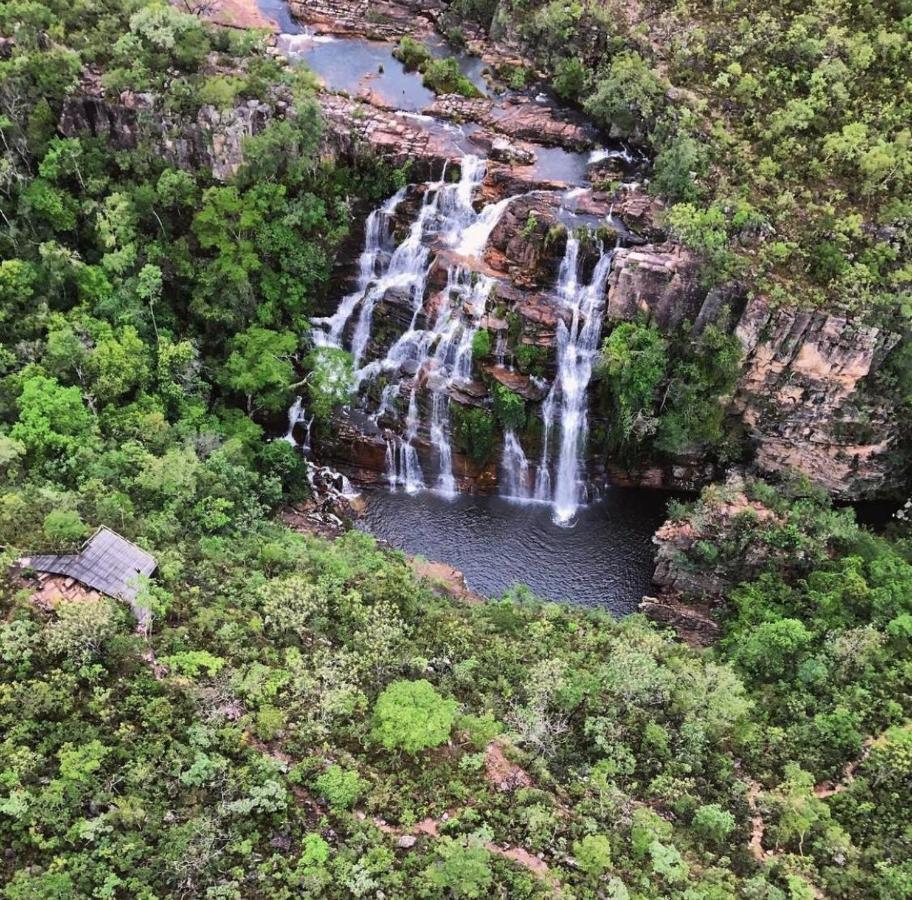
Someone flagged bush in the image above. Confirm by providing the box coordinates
[584,51,665,137]
[692,804,736,847]
[393,36,432,71]
[371,679,457,753]
[553,56,587,101]
[573,834,612,878]
[314,764,363,810]
[492,383,526,431]
[471,328,492,360]
[451,405,495,464]
[43,509,88,545]
[514,343,546,375]
[421,57,482,98]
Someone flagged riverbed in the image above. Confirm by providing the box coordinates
[357,488,670,614]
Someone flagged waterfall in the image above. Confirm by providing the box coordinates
[545,238,615,525]
[281,397,313,450]
[384,436,426,493]
[314,150,615,515]
[500,430,532,500]
[349,181,441,366]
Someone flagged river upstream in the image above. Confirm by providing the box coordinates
[265,0,671,611]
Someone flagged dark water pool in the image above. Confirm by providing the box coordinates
[356,488,670,614]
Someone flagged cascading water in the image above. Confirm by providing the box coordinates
[500,430,532,500]
[313,187,406,349]
[316,155,507,496]
[535,237,614,525]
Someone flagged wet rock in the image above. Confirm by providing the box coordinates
[490,136,535,165]
[485,194,564,288]
[482,365,547,401]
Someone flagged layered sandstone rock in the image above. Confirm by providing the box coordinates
[605,243,704,331]
[732,298,903,499]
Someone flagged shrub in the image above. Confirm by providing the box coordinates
[43,509,88,545]
[421,57,482,98]
[471,328,492,360]
[692,803,736,846]
[451,405,495,464]
[423,838,492,898]
[393,36,432,71]
[573,834,612,878]
[492,383,526,431]
[514,343,546,375]
[553,56,587,101]
[314,764,364,810]
[371,679,457,753]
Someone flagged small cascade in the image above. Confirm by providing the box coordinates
[349,181,442,366]
[384,436,426,493]
[313,187,406,348]
[500,430,533,500]
[281,397,313,450]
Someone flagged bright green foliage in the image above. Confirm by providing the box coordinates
[492,383,525,431]
[314,765,363,811]
[573,833,612,878]
[394,37,481,97]
[598,322,667,449]
[221,327,297,414]
[691,804,735,847]
[371,679,458,753]
[553,56,588,101]
[584,51,665,138]
[423,839,493,898]
[11,375,96,475]
[451,404,495,464]
[42,509,88,545]
[393,36,432,71]
[471,328,491,360]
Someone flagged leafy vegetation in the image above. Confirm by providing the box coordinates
[0,1,909,898]
[595,318,743,461]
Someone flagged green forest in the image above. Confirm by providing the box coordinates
[0,0,910,897]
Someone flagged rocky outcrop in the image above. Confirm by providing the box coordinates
[605,243,704,331]
[733,298,904,499]
[651,474,781,597]
[427,94,598,150]
[485,194,565,288]
[60,89,283,181]
[639,595,720,647]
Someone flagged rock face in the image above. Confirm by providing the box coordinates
[733,298,903,499]
[605,244,704,331]
[60,89,282,181]
[651,473,781,597]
